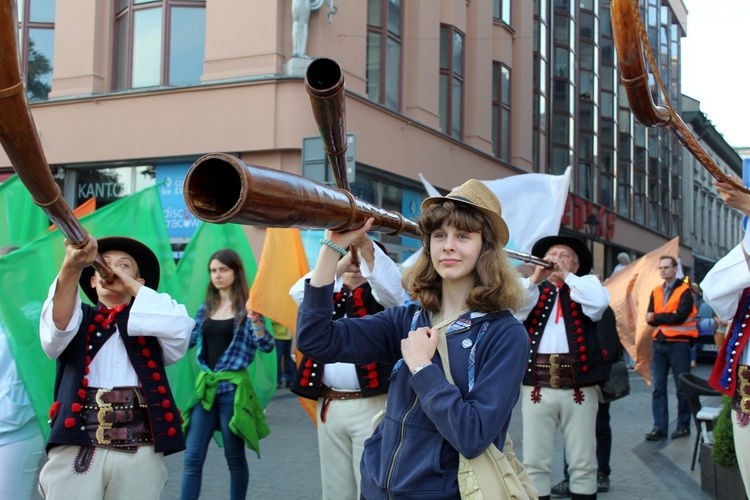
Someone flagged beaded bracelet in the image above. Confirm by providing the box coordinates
[320,238,348,256]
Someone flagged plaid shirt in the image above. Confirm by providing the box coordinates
[190,304,275,394]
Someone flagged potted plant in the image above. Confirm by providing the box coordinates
[700,396,747,499]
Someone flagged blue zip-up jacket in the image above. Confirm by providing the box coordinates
[297,281,529,499]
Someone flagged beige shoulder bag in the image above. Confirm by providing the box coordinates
[433,314,538,500]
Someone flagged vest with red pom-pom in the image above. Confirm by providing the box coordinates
[291,282,393,400]
[46,302,185,455]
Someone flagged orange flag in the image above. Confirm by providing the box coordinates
[49,197,96,231]
[247,228,316,420]
[604,237,679,384]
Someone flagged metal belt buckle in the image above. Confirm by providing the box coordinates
[95,388,113,445]
[549,354,561,388]
[742,397,750,414]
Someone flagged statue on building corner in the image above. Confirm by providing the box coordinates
[292,0,337,59]
[292,0,322,58]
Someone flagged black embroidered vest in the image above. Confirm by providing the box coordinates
[521,282,610,387]
[46,302,186,455]
[292,282,393,400]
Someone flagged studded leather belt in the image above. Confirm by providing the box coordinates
[84,387,152,452]
[733,365,750,415]
[533,354,576,389]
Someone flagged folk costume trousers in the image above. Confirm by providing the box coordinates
[522,385,598,496]
[38,444,167,500]
[316,393,387,500]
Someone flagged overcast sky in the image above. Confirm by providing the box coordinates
[681,0,750,148]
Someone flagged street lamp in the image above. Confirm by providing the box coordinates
[584,212,600,255]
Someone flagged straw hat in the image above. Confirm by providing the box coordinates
[421,179,509,245]
[79,237,160,304]
[531,235,592,277]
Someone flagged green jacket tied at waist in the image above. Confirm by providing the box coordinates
[184,369,270,457]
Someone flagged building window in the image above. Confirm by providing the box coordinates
[439,25,464,139]
[114,0,206,91]
[494,0,511,25]
[492,63,511,161]
[16,0,55,101]
[366,0,402,111]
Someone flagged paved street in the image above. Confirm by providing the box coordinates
[158,363,717,499]
[32,362,718,499]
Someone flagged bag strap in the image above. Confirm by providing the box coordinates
[432,309,469,385]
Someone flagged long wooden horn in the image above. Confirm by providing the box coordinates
[182,154,551,267]
[0,0,113,281]
[183,153,416,236]
[611,0,749,194]
[305,58,351,191]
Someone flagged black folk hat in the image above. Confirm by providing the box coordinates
[531,235,592,277]
[79,237,160,304]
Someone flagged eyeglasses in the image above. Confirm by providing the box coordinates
[658,266,675,270]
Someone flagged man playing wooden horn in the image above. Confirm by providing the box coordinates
[37,237,195,499]
[516,236,613,499]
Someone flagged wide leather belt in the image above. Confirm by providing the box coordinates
[533,354,576,389]
[84,387,152,452]
[733,365,750,415]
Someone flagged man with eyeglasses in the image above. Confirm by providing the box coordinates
[644,256,697,441]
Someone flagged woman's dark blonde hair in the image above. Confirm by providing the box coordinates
[402,200,524,313]
[205,249,249,323]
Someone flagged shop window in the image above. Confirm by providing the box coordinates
[75,166,155,208]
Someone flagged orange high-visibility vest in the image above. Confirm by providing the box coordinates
[651,282,698,340]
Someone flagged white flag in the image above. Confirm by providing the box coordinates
[482,167,571,255]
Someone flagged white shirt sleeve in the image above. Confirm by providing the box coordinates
[701,225,750,323]
[39,277,83,360]
[514,277,541,321]
[127,287,195,365]
[289,271,344,306]
[563,273,610,322]
[360,244,405,308]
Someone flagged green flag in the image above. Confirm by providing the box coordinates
[0,185,176,440]
[0,175,50,248]
[164,221,277,415]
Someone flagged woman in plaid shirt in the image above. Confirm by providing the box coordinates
[180,249,275,500]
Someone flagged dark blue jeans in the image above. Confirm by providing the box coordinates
[181,389,249,500]
[651,341,692,433]
[276,339,295,385]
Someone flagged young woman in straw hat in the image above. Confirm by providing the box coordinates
[296,179,530,499]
